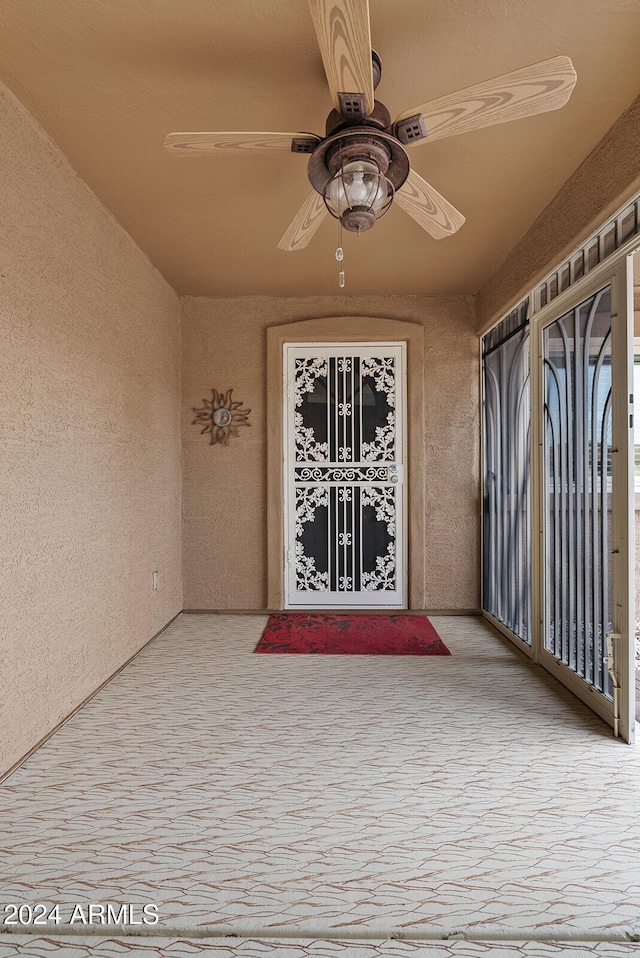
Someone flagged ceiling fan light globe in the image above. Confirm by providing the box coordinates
[324,174,348,215]
[323,158,394,224]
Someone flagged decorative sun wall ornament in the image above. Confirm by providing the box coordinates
[192,388,251,445]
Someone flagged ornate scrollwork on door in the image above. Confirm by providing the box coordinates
[294,358,329,462]
[295,487,329,591]
[295,466,389,482]
[361,486,397,591]
[361,543,396,591]
[295,357,328,402]
[361,357,395,462]
[361,486,396,536]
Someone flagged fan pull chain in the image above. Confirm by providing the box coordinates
[336,220,345,288]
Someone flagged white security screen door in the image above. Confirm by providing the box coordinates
[284,343,406,608]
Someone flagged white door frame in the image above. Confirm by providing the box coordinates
[283,341,408,610]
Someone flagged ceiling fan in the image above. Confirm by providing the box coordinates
[164,0,577,251]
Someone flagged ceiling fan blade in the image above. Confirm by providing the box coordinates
[308,0,374,117]
[395,170,465,239]
[278,192,328,251]
[395,56,577,145]
[164,132,321,154]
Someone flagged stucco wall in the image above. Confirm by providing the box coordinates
[0,83,183,774]
[476,94,640,330]
[182,295,479,611]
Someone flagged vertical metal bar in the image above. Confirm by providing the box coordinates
[514,361,523,636]
[590,345,600,686]
[575,304,585,677]
[545,406,561,656]
[556,320,571,667]
[329,357,335,463]
[350,355,354,463]
[485,370,491,613]
[335,356,339,463]
[335,482,340,595]
[488,387,497,615]
[351,482,355,595]
[496,348,505,621]
[358,483,363,593]
[551,403,560,659]
[482,366,489,611]
[359,357,363,464]
[543,341,552,654]
[506,343,516,627]
[600,391,613,690]
[590,322,611,689]
[337,356,341,460]
[542,377,552,651]
[495,348,502,619]
[581,294,599,682]
[341,480,345,591]
[518,371,528,637]
[570,311,579,670]
[544,347,567,660]
[546,394,554,657]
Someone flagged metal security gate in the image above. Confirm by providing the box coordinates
[284,343,406,608]
[482,252,635,742]
[542,286,613,697]
[482,305,532,648]
[537,276,636,739]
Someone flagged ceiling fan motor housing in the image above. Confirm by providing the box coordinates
[326,137,390,176]
[325,99,391,138]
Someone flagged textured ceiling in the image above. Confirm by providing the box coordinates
[0,0,639,297]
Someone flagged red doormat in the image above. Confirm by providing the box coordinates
[255,613,451,655]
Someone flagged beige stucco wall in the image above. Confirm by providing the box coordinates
[476,94,640,330]
[182,294,479,611]
[0,83,183,774]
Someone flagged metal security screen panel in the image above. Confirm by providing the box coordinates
[285,344,406,608]
[482,317,532,644]
[543,286,613,695]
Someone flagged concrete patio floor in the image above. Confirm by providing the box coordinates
[1,613,639,957]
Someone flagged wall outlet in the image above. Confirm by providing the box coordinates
[152,571,159,591]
